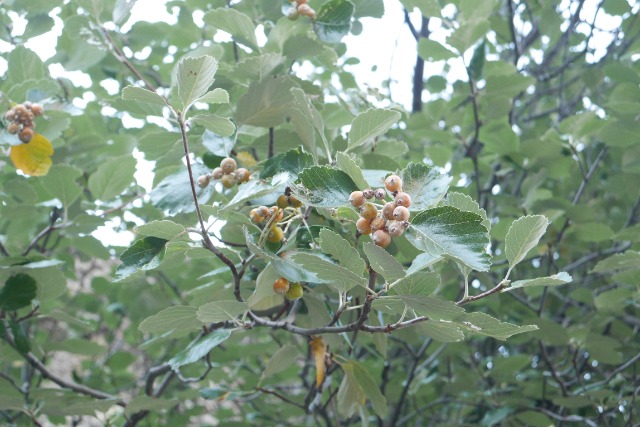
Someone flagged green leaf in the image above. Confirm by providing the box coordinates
[467,39,486,81]
[121,86,168,106]
[177,55,219,110]
[260,146,314,179]
[414,321,465,342]
[363,243,405,282]
[337,361,365,418]
[243,227,326,284]
[406,206,491,272]
[392,272,440,296]
[592,251,640,273]
[444,192,490,230]
[336,152,369,189]
[319,229,366,276]
[149,164,215,216]
[291,253,367,293]
[291,166,359,207]
[168,330,232,370]
[506,272,572,291]
[351,360,388,418]
[135,220,186,241]
[115,237,168,281]
[395,295,465,321]
[235,76,296,127]
[9,320,30,354]
[313,0,355,44]
[88,155,136,200]
[203,8,258,50]
[40,165,83,208]
[259,344,299,385]
[196,300,248,323]
[417,39,457,61]
[0,273,37,311]
[347,108,401,152]
[505,215,550,273]
[457,312,538,340]
[223,172,289,211]
[6,46,45,85]
[195,88,229,104]
[191,114,236,137]
[401,163,452,211]
[400,0,441,17]
[124,396,177,417]
[139,306,202,334]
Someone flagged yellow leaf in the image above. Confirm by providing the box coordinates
[10,133,54,176]
[310,336,327,387]
[236,150,257,167]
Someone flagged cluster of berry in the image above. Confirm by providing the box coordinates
[272,277,304,300]
[286,0,316,20]
[4,102,44,143]
[249,205,285,243]
[350,175,412,248]
[198,157,250,189]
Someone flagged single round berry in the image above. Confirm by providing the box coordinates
[212,167,224,179]
[387,221,405,237]
[356,217,372,235]
[269,206,284,222]
[360,203,377,220]
[23,101,32,109]
[197,174,211,188]
[385,175,402,192]
[370,217,386,232]
[285,282,304,300]
[7,122,20,134]
[267,226,285,243]
[235,168,250,183]
[13,104,27,116]
[258,206,271,218]
[349,191,365,208]
[4,110,15,121]
[382,202,396,221]
[249,209,264,224]
[277,194,289,209]
[393,206,410,221]
[18,127,34,143]
[362,189,375,199]
[286,6,299,20]
[374,188,386,200]
[394,192,412,208]
[221,173,237,188]
[220,157,237,174]
[273,277,290,295]
[372,230,392,248]
[30,104,43,116]
[289,195,303,208]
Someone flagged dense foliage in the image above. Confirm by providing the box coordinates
[1,0,639,426]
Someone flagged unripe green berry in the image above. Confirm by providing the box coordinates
[277,194,289,209]
[285,282,304,300]
[267,226,284,243]
[360,203,377,220]
[221,173,236,188]
[289,195,303,208]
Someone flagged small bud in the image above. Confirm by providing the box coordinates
[197,174,211,188]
